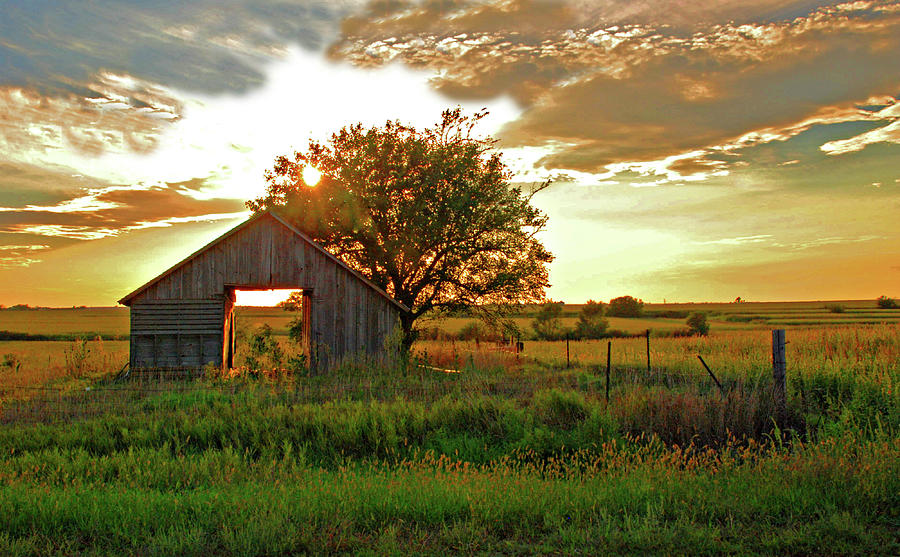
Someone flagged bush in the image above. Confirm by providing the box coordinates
[532,389,589,429]
[458,322,483,341]
[416,327,450,341]
[532,301,569,340]
[607,296,644,317]
[1,353,20,373]
[245,325,283,371]
[644,309,690,319]
[64,339,92,378]
[573,300,608,339]
[825,303,845,314]
[876,296,898,309]
[686,312,709,336]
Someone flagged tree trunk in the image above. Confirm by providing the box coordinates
[399,312,417,355]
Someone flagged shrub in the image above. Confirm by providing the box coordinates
[63,339,92,378]
[458,321,484,341]
[644,309,690,319]
[573,300,608,339]
[533,389,589,429]
[245,325,283,371]
[825,303,845,314]
[607,296,644,317]
[1,353,20,373]
[532,300,569,340]
[876,296,898,309]
[686,312,709,336]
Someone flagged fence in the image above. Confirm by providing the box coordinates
[1,331,790,426]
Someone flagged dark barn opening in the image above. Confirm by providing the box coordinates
[118,211,406,373]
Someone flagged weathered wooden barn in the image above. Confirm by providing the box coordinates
[118,210,407,372]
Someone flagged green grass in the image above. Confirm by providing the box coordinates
[0,305,898,554]
[0,385,896,555]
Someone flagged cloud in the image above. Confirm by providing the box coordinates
[0,77,181,164]
[695,235,774,246]
[820,101,900,154]
[0,1,357,167]
[1,1,353,97]
[0,243,50,270]
[0,177,248,241]
[332,0,900,177]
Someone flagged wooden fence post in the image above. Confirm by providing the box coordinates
[645,329,651,373]
[566,334,570,368]
[772,329,787,425]
[606,340,611,403]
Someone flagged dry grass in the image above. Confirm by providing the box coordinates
[0,340,128,390]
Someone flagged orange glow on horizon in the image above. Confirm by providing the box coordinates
[234,289,297,307]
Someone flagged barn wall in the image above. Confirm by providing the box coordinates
[127,213,400,370]
[130,299,224,370]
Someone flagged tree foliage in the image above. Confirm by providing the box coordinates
[532,300,568,341]
[876,295,898,309]
[249,109,553,350]
[573,299,608,339]
[607,296,644,318]
[686,312,709,336]
[278,291,304,343]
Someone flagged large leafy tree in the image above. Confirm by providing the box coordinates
[248,108,553,351]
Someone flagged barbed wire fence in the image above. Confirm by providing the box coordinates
[0,354,750,426]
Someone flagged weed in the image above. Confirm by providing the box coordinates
[1,353,20,373]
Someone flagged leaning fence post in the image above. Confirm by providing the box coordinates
[606,341,611,403]
[697,355,724,395]
[772,329,787,425]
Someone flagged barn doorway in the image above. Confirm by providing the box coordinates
[224,287,312,370]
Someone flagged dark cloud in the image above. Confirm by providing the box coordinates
[666,156,730,177]
[0,0,351,97]
[0,1,355,161]
[0,176,247,241]
[332,0,900,171]
[0,161,100,208]
[338,0,832,42]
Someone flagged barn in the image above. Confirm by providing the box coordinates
[118,210,407,373]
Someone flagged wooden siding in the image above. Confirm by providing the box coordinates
[125,213,401,371]
[130,300,224,369]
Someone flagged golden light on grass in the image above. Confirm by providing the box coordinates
[302,165,322,186]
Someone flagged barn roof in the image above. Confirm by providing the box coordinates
[118,210,409,312]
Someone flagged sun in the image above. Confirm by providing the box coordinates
[302,165,322,186]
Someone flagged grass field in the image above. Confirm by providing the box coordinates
[3,299,898,339]
[0,302,897,554]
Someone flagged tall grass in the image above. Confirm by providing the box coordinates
[0,323,896,554]
[0,426,896,555]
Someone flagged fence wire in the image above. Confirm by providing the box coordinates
[0,361,750,426]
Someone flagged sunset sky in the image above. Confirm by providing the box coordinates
[1,0,898,307]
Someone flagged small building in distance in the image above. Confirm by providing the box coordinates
[118,210,406,373]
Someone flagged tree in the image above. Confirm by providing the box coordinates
[249,109,553,352]
[876,295,898,309]
[278,291,304,342]
[607,296,644,318]
[573,300,608,339]
[686,312,709,336]
[532,300,568,341]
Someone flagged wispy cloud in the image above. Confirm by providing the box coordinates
[820,101,900,154]
[0,243,50,269]
[11,211,249,240]
[696,235,774,246]
[0,176,247,241]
